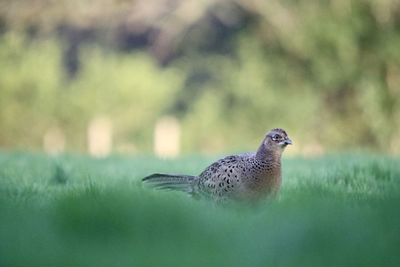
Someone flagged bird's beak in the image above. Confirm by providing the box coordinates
[284,139,293,145]
[278,138,292,147]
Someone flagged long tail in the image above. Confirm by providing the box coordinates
[142,173,198,195]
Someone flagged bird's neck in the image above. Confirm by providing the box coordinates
[252,143,283,197]
[255,143,282,164]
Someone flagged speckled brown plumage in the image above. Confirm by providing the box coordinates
[143,128,292,202]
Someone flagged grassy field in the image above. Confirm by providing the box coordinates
[0,151,400,267]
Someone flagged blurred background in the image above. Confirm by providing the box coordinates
[0,0,399,157]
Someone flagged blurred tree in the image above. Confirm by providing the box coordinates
[0,0,399,153]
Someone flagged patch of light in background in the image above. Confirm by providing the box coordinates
[87,116,112,157]
[154,116,181,158]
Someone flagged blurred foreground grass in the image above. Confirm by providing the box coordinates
[0,152,400,267]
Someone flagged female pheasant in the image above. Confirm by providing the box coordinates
[142,128,292,201]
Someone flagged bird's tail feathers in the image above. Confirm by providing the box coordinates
[142,173,197,194]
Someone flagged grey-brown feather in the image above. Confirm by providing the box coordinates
[142,173,198,194]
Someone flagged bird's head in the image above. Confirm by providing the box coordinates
[264,128,292,151]
[256,128,293,160]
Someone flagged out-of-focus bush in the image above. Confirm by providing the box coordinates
[0,0,399,154]
[0,33,182,152]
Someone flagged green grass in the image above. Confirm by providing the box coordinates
[0,151,400,267]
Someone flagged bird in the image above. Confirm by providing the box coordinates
[142,128,292,202]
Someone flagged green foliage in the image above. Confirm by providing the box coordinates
[1,0,400,153]
[0,33,183,151]
[0,34,61,147]
[179,38,320,152]
[0,152,400,266]
[175,0,400,152]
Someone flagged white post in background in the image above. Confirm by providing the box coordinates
[87,116,112,157]
[43,127,66,155]
[154,116,181,158]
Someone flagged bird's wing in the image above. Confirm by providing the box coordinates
[198,155,247,198]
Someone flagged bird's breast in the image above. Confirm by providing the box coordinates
[246,162,282,197]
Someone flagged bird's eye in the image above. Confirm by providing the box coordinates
[272,134,281,141]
